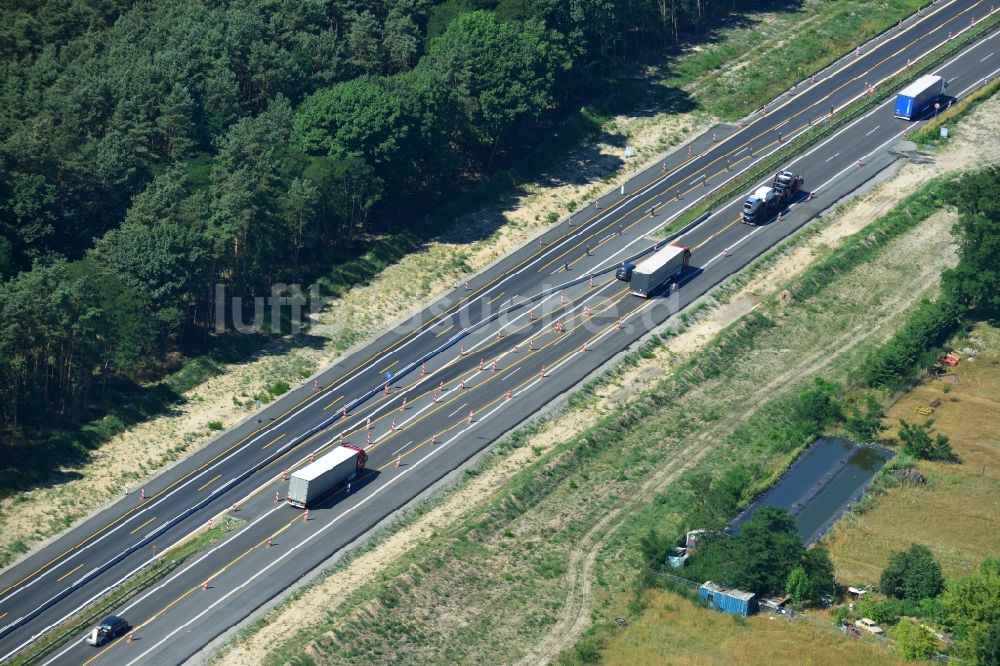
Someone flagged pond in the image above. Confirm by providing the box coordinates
[729,437,894,545]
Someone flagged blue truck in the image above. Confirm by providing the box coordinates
[893,74,946,120]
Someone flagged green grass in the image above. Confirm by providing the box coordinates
[669,0,933,120]
[11,515,245,666]
[244,159,958,665]
[909,76,1000,145]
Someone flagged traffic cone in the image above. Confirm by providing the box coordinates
[491,360,497,373]
[431,434,437,445]
[467,410,474,424]
[528,339,534,351]
[304,509,309,522]
[202,580,209,590]
[232,502,238,512]
[140,488,145,500]
[400,397,407,411]
[496,329,502,340]
[465,281,470,291]
[584,305,590,317]
[342,405,348,417]
[582,342,588,352]
[856,158,862,168]
[267,537,273,548]
[283,468,290,480]
[366,430,372,445]
[687,145,692,157]
[712,133,717,142]
[617,318,623,330]
[310,451,316,462]
[541,365,546,378]
[366,417,371,430]
[479,358,484,371]
[433,391,439,403]
[420,363,426,376]
[776,212,782,223]
[806,191,814,201]
[506,390,512,400]
[589,275,595,288]
[208,518,213,529]
[529,308,535,320]
[440,381,445,392]
[460,344,466,356]
[275,491,280,503]
[384,383,390,395]
[395,455,401,468]
[512,344,519,353]
[460,377,466,389]
[127,632,134,643]
[339,430,345,444]
[390,418,397,431]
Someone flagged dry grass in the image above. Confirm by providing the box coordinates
[213,87,1000,666]
[0,74,713,571]
[822,322,1000,584]
[600,588,910,666]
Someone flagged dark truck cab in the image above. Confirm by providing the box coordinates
[616,262,636,281]
[87,615,130,646]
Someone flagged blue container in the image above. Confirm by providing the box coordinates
[699,581,758,616]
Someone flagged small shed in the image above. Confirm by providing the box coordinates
[699,581,758,617]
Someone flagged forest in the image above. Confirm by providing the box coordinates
[0,0,764,437]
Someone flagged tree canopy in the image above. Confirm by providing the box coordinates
[880,544,944,601]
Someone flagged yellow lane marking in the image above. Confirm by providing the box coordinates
[487,291,506,305]
[87,517,302,666]
[379,360,398,375]
[366,288,634,459]
[380,293,653,468]
[129,517,157,536]
[435,324,454,338]
[20,3,980,603]
[261,434,286,450]
[196,475,221,492]
[56,563,84,582]
[691,216,744,252]
[322,395,344,411]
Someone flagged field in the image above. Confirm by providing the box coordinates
[822,322,1000,584]
[213,93,1000,666]
[0,0,948,572]
[599,588,910,666]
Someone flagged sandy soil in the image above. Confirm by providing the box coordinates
[211,93,1000,665]
[0,76,714,570]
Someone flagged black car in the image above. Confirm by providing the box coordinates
[86,615,130,646]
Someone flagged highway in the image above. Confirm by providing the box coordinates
[1,1,998,662]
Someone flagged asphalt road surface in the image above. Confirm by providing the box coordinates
[2,1,998,663]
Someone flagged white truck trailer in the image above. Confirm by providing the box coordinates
[626,244,691,297]
[287,444,367,508]
[893,75,946,120]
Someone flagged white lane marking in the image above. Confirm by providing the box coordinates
[38,503,287,666]
[447,403,468,418]
[21,16,995,655]
[503,367,521,381]
[701,226,765,269]
[825,152,840,163]
[982,52,994,62]
[392,441,413,457]
[865,125,881,136]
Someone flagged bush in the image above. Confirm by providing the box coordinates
[863,298,964,389]
[881,544,944,601]
[267,380,291,396]
[207,420,224,431]
[892,619,937,660]
[896,419,955,462]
